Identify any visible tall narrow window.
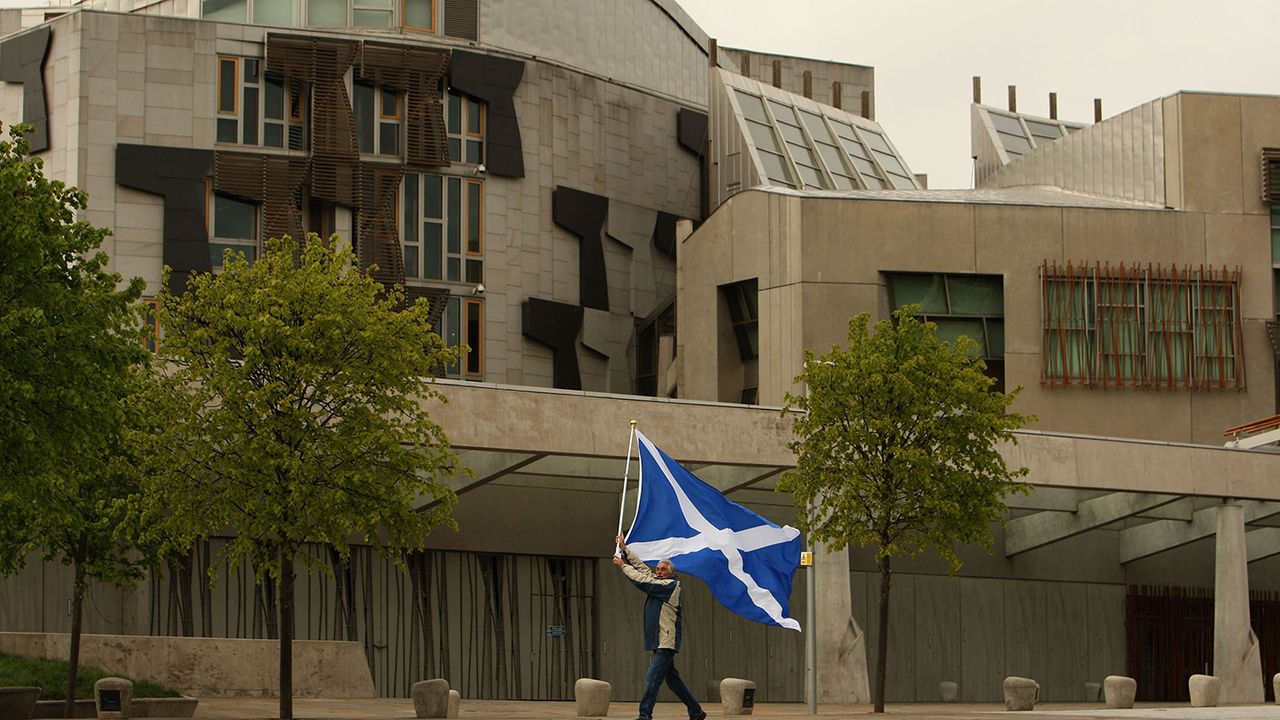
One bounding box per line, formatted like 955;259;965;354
217;56;307;149
441;296;483;379
446;90;485;165
721;279;759;404
354;82;401;157
142;299;160;353
401;174;482;284
352;0;392;26
217;57;239;143
889;272;1005;391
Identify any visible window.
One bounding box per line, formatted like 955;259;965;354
203;0;301;24
733;91;793;187
441;297;482;379
216;56;307;150
208;190;259;271
402;0;433;30
1041;262;1244;390
401;174;482;283
446;91;484;165
142;299;160;353
888;273;1005;391
636;301;676;397
352;0;393;26
721;279;759;404
354;82;401;157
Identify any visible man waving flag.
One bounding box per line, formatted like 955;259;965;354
624;430;802;631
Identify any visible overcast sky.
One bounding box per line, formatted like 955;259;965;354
679;0;1280;189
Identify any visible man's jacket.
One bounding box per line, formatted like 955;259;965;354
619;546;683;652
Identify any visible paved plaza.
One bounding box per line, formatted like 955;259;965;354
191;698;1280;720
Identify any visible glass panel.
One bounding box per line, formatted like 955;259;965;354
264;77;284;120
831;174;855;190
787;143;818;168
830;120;857;141
746;121;781;153
861;174;888;190
447;256;460;282
767;100;797;125
1025;119;1062;138
379;121;399;156
243;59;259;83
466;98;482;134
797;165;825;188
465;302;481;375
887;173;916;190
889;274;947;314
353;8;392;26
263;123;284;148
860;129;892;154
1271;227;1280;263
987;319;1005;357
403;174;417;242
208;242;257;267
777;122;805;146
356;0;392;7
758;152;793;186
447;93;461;132
839;136;870;160
353;83;374;154
403;245;418;278
466;181;481;254
216;118;238;144
873;150;907;176
734;91;768;124
214;195;256;239
307;0;346;25
466;258;482;283
465;140;482;164
932;318;985;356
203;0;246;21
849;155;879;178
253;0;296;25
381;89;398;117
988;113;1024;135
423;174;442;218
999;131;1032;154
817;144;847;174
448;137;461;162
446;178;460;254
242;86;259;145
218;59;236;113
403;0;432;28
800;111;833;143
424;223;442;279
947;275;1003;315
1274;269;1280;315
446;297;460;375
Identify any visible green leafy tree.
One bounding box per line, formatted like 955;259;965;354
779;307;1032;713
136;235;459;720
0;125;154;714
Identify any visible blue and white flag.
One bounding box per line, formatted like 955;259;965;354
624;430;802;631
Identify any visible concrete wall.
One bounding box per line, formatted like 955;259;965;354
0;632;375;698
678;189;1276;445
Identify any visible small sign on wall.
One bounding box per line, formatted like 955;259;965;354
98;690;122;712
742;688;755;708
800;552;813;567
546;624;566;637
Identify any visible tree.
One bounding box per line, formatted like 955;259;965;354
779;307;1032;713
0;124;154;715
135;235;460;720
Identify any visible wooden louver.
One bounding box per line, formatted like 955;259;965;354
1262;148;1280;203
214;151;309;243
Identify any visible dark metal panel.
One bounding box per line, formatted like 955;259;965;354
0;26;51;152
521;297;583;390
652;210;677;259
448;51;525;178
551;186;608;311
677;108;707;158
115;144;215;294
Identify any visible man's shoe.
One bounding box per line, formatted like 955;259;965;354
691;713;707;720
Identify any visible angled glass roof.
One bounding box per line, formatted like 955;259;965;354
976;104;1088;163
725;73;921;191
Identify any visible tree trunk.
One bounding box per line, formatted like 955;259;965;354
278;548;295;720
874;554;891;713
65;535;88;719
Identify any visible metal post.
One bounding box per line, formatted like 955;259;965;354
806;556;817;714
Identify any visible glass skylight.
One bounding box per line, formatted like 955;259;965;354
983;107;1084;161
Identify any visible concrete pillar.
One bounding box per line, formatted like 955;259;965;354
1214;502;1264;703
814;543;870;703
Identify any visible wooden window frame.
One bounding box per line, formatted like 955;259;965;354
401;0;435;32
463;298;483;378
380;88;401;121
464;178;483;256
218;56;239;116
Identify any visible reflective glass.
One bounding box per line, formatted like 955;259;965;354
758;152;793;185
887;173;916;190
403;245;419;278
746;121;780;152
404;0;433;28
379;121;399;155
424;223;442;278
353;8;392;26
998;131;1032;154
788;143;818;168
800;111;833;143
987;319;1005;357
861;175;888;189
217;118;238;144
253;0;296;26
831;174;855;190
264;77;284;120
735;91;769;124
214;195;256;240
467;98;482;134
447;177;460;254
890;274;948;314
797;165;825;188
1025;119;1062;138
947;275;1003;315
466;139;482;164
873;150;907;176
839;136;870;160
816;144;847;174
307;0;345;25
767;100;797;125
777;123;806;146
849;155;878;177
203;0;246;20
988;113;1024;135
263;123;284;147
861;130;892;154
932;318;985;356
353;83;375;153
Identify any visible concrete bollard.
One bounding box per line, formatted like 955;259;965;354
94;678;134;720
573;678;611;718
1103;676;1136;709
720;678;756;715
938;681;958;702
1188;674;1220;707
1274;673;1280;705
1002;676;1039;711
446;690;460;718
412;679;450;719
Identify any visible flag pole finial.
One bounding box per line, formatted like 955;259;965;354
630;419;638;427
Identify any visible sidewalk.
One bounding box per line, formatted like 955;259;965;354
192;697;1280;720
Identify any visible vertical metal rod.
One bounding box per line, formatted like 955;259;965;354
806;559;817;714
1094;98;1103;122
861;90;872;120
1008;85;1017;112
972;76;981;104
1049;92;1058;119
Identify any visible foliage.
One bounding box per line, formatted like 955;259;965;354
780;307;1032;566
134;231;460;578
0;652;180;700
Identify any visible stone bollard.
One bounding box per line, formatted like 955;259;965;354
0;688;41;720
720;678;756;716
1274;673;1280;705
573;678;611;718
1103;676;1136;709
1002;676;1039;711
446;690;460;719
1188;674;1220;707
938;681;958;702
1084;682;1101;701
94;678;134;720
412;679;451;719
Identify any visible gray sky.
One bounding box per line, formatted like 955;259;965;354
679;0;1280;189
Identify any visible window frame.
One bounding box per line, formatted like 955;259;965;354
216;55;308;151
887;271;1006;391
353;79;403;158
401;0;435;32
401;173;483;285
206;183;261;272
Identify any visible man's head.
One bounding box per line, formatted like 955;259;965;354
655;558;675;578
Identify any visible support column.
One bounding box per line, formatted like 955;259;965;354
814;543;870;703
1214;502;1264;703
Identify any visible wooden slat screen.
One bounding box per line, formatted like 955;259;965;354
1263;148;1280;203
354;164;406;285
214;151;310;243
357;41;450;169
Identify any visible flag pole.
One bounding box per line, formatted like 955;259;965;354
614;419;638;556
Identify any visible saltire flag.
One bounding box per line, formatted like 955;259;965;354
624;430;802;631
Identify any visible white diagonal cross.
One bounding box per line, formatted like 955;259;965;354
628;432;801;631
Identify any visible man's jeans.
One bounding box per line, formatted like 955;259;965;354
638;649;703;720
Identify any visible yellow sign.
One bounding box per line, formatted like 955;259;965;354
800;551;813;567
